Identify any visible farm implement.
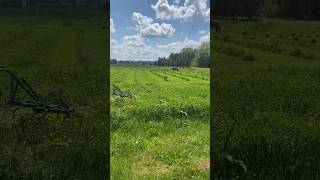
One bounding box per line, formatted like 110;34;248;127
0;66;76;118
112;84;133;98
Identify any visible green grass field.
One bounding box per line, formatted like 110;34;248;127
212;19;320;179
111;66;210;178
0;9;108;179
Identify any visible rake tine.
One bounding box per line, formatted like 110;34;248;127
19;78;39;100
9;77;18;101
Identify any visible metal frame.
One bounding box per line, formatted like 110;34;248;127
0;66;75;116
112;84;133;98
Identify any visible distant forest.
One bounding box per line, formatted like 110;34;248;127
215;0;320;20
155;42;210;68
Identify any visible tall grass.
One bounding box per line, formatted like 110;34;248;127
212;19;320;179
0;11;108;178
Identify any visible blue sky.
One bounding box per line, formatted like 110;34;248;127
110;0;210;61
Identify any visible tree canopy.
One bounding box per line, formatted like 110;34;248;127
155;42;210;68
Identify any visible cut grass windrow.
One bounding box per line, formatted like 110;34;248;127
161;71;190;81
150;70;169;81
214;34;318;60
177;72;209;81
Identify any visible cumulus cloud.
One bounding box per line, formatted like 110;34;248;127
110;18;116;33
132;12;175;38
157;32;210;53
111;35;166;61
151;0;210;21
111;32;210;61
122;34;146;47
110;12;177;60
157;38;199;52
151;0;196;21
110;4;210;61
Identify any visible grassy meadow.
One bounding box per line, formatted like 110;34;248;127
0;9;108;179
111;66;210;178
212;19;320;179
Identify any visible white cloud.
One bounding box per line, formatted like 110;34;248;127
151;0;210;21
132;12;175;38
204;8;210;21
110;12;176;60
200;32;210;42
157;38;199;52
185;0;210;20
122;34;146;48
151;0;196;21
110;4;210;61
157;32;210;53
111;35;166;61
111;32;210;61
111;38;118;46
110;18;116;33
198;30;206;35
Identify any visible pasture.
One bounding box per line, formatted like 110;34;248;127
212;19;320;178
0;9;108;179
111;66;210;178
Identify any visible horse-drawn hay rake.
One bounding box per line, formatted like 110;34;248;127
0;66;78;120
112;84;133;98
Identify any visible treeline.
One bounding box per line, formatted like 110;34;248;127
110;60;154;65
155;42;209;68
215;0;320;20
